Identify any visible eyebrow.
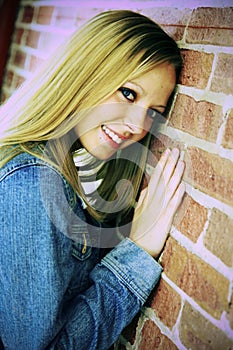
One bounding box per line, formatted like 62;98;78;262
128;80;145;94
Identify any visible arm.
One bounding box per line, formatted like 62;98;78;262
0;163;161;350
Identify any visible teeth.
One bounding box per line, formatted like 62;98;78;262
102;125;122;144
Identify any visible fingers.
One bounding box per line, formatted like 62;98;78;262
148;148;180;192
163;159;185;208
166;182;186;219
147;148;171;192
146;148;183;204
161;148;180;186
138;147;185;215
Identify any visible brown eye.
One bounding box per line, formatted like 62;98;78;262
119;87;137;102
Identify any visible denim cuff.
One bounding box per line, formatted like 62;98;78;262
101;238;162;304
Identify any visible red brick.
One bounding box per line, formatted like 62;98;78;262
55;7;78;27
139;320;178;350
184;147;233;206
179;302;233;349
13;50;26;68
5;71;14;87
211;54;233;95
179;50;214;89
141;8;192;41
76;8;104;27
29;55;44;72
148;134;184;168
186;7;233;46
169;94;222;142
173;193;208;242
0;91;8;103
26;30;40;49
14;75;25;89
37;6;54;25
22;5;34;23
204;208;233;267
162;238;229;319
13;28;25;45
222;110;233;149
142;134;184;189
150;279;181;329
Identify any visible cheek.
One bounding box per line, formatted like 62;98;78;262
132;130;148;143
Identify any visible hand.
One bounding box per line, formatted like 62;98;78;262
129;148;185;258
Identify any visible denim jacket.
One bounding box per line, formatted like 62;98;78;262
0;152;162;350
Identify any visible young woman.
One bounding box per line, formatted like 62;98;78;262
0;10;185;350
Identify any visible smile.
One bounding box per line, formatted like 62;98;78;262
102;125;123;145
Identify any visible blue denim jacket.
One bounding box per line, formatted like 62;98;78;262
0;152;162;350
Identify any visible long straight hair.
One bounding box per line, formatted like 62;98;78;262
0;10;182;222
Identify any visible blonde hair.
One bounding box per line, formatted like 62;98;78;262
0;10;182;222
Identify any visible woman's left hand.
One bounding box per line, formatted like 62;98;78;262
129;148;185;258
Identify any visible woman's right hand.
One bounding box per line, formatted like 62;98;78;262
129;148;185;258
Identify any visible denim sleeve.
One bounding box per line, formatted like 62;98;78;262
54;239;162;350
0;164;162;350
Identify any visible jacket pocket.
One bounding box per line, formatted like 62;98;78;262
72;233;92;261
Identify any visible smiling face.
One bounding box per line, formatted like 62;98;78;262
74;63;176;160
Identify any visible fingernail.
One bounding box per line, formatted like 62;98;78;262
164;148;170;156
172;148;179;157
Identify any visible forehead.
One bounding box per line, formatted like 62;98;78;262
129;64;176;102
132;64;176;86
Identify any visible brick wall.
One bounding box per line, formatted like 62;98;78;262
1;1;233;349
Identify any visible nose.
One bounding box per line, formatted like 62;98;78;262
124;105;148;135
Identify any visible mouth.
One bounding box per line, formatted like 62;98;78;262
101;125;124;145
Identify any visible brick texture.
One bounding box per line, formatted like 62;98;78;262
37;6;54;25
223;109;233;149
5;71;14;87
186;7;233;46
13;50;26;68
22;5;34;23
141;8;191;40
26;30;40;49
162;238;229;319
169;94;222;142
75;8;104;27
179;50;214;89
55;7;79;28
211;53;233;95
13;28;24;45
148;134;185;167
184;147;233;206
173;193;208;242
14;74;25;89
204;208;233;267
1;3;233;349
150;279;182;329
29;55;43;72
179;302;233;350
139;320;178;350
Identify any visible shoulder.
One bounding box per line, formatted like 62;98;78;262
1;151;60;178
0;151;89;241
0;152;76;208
